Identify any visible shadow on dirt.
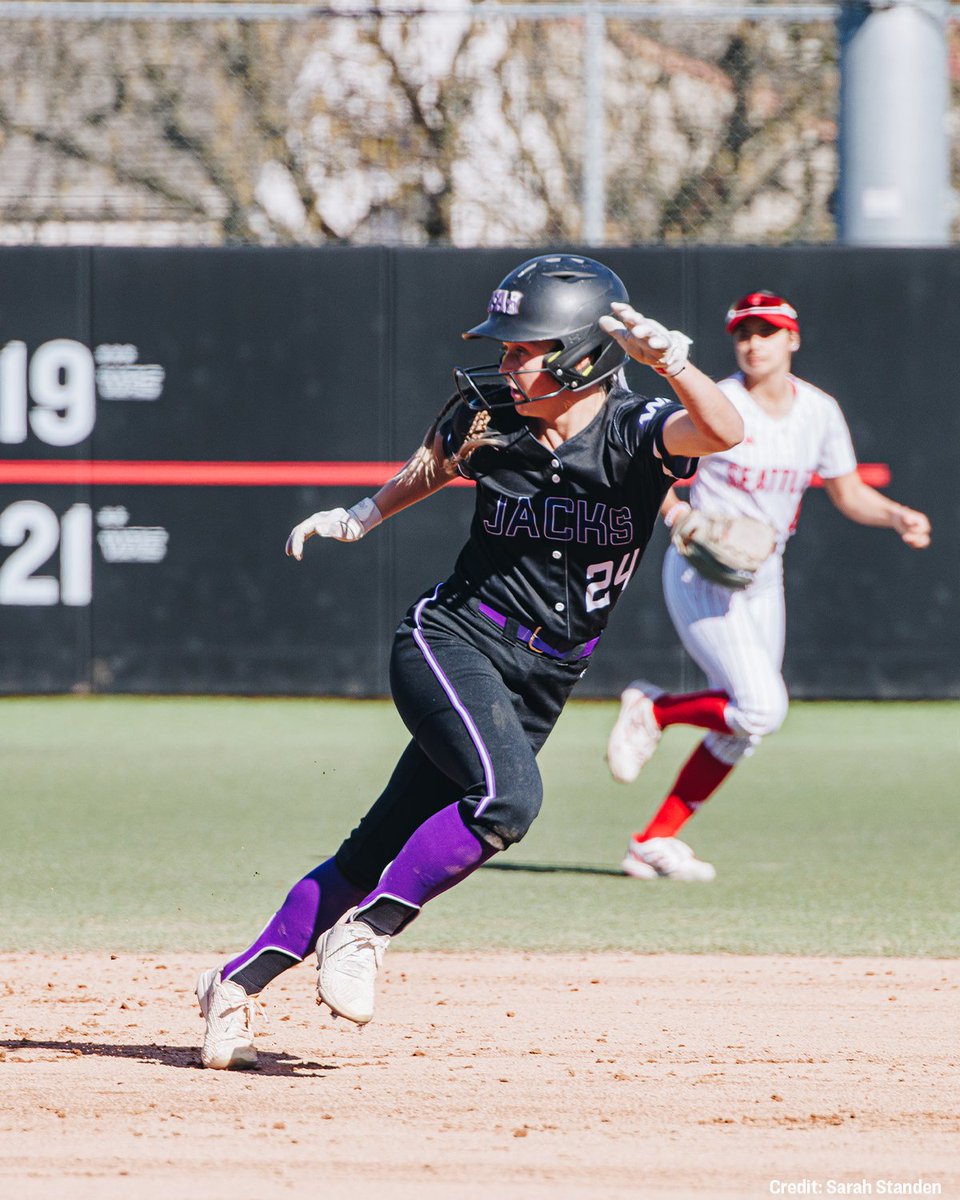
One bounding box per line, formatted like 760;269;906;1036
0;1038;339;1077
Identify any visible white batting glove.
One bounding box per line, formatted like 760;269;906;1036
599;302;692;377
285;497;382;560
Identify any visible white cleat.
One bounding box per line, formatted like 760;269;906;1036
316;912;390;1025
195;967;260;1070
607;680;664;783
621;837;716;882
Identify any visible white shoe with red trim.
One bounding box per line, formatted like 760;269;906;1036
607;680;664;783
621;837;716;882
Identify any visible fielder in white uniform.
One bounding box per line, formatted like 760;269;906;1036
606;291;931;881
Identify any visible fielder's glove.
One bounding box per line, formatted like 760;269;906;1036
669;505;777;590
285;497;382;560
599;302;692;377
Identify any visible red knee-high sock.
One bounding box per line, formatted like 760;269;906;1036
653;689;732;733
637;742;734;841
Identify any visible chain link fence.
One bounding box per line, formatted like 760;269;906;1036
0;1;957;246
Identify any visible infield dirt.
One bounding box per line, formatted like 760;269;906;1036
1;952;956;1200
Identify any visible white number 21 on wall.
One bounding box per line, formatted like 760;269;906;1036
0;501;92;606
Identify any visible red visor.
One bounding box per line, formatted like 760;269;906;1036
725;291;799;333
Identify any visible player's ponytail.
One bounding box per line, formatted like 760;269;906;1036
451;407;497;466
398;395;502;486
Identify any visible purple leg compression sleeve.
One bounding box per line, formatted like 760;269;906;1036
222;857;365;982
354;801;496;933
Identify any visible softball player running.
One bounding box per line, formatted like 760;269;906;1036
195;253;744;1068
607;291;931;882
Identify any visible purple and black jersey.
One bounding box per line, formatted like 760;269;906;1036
439;385;696;645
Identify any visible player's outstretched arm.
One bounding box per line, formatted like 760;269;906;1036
823;472;931;549
599;303;743;456
370;430;457;519
659;364;743;457
285;434;453;560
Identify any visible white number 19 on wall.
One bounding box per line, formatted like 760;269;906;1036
0;339;96;446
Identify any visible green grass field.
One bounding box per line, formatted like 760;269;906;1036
1;696;957;957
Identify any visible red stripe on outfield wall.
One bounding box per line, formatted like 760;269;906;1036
816;464;890;487
0;460;889;488
0;460;472;487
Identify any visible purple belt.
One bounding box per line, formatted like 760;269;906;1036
477;602;600;662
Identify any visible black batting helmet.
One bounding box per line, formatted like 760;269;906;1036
457;254;630;406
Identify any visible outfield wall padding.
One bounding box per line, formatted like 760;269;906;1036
1;246;956;698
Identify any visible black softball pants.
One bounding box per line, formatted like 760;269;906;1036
335;585;587;893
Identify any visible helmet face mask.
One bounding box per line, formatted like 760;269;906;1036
454;364;572;411
453;347;569;412
455;254;629;410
